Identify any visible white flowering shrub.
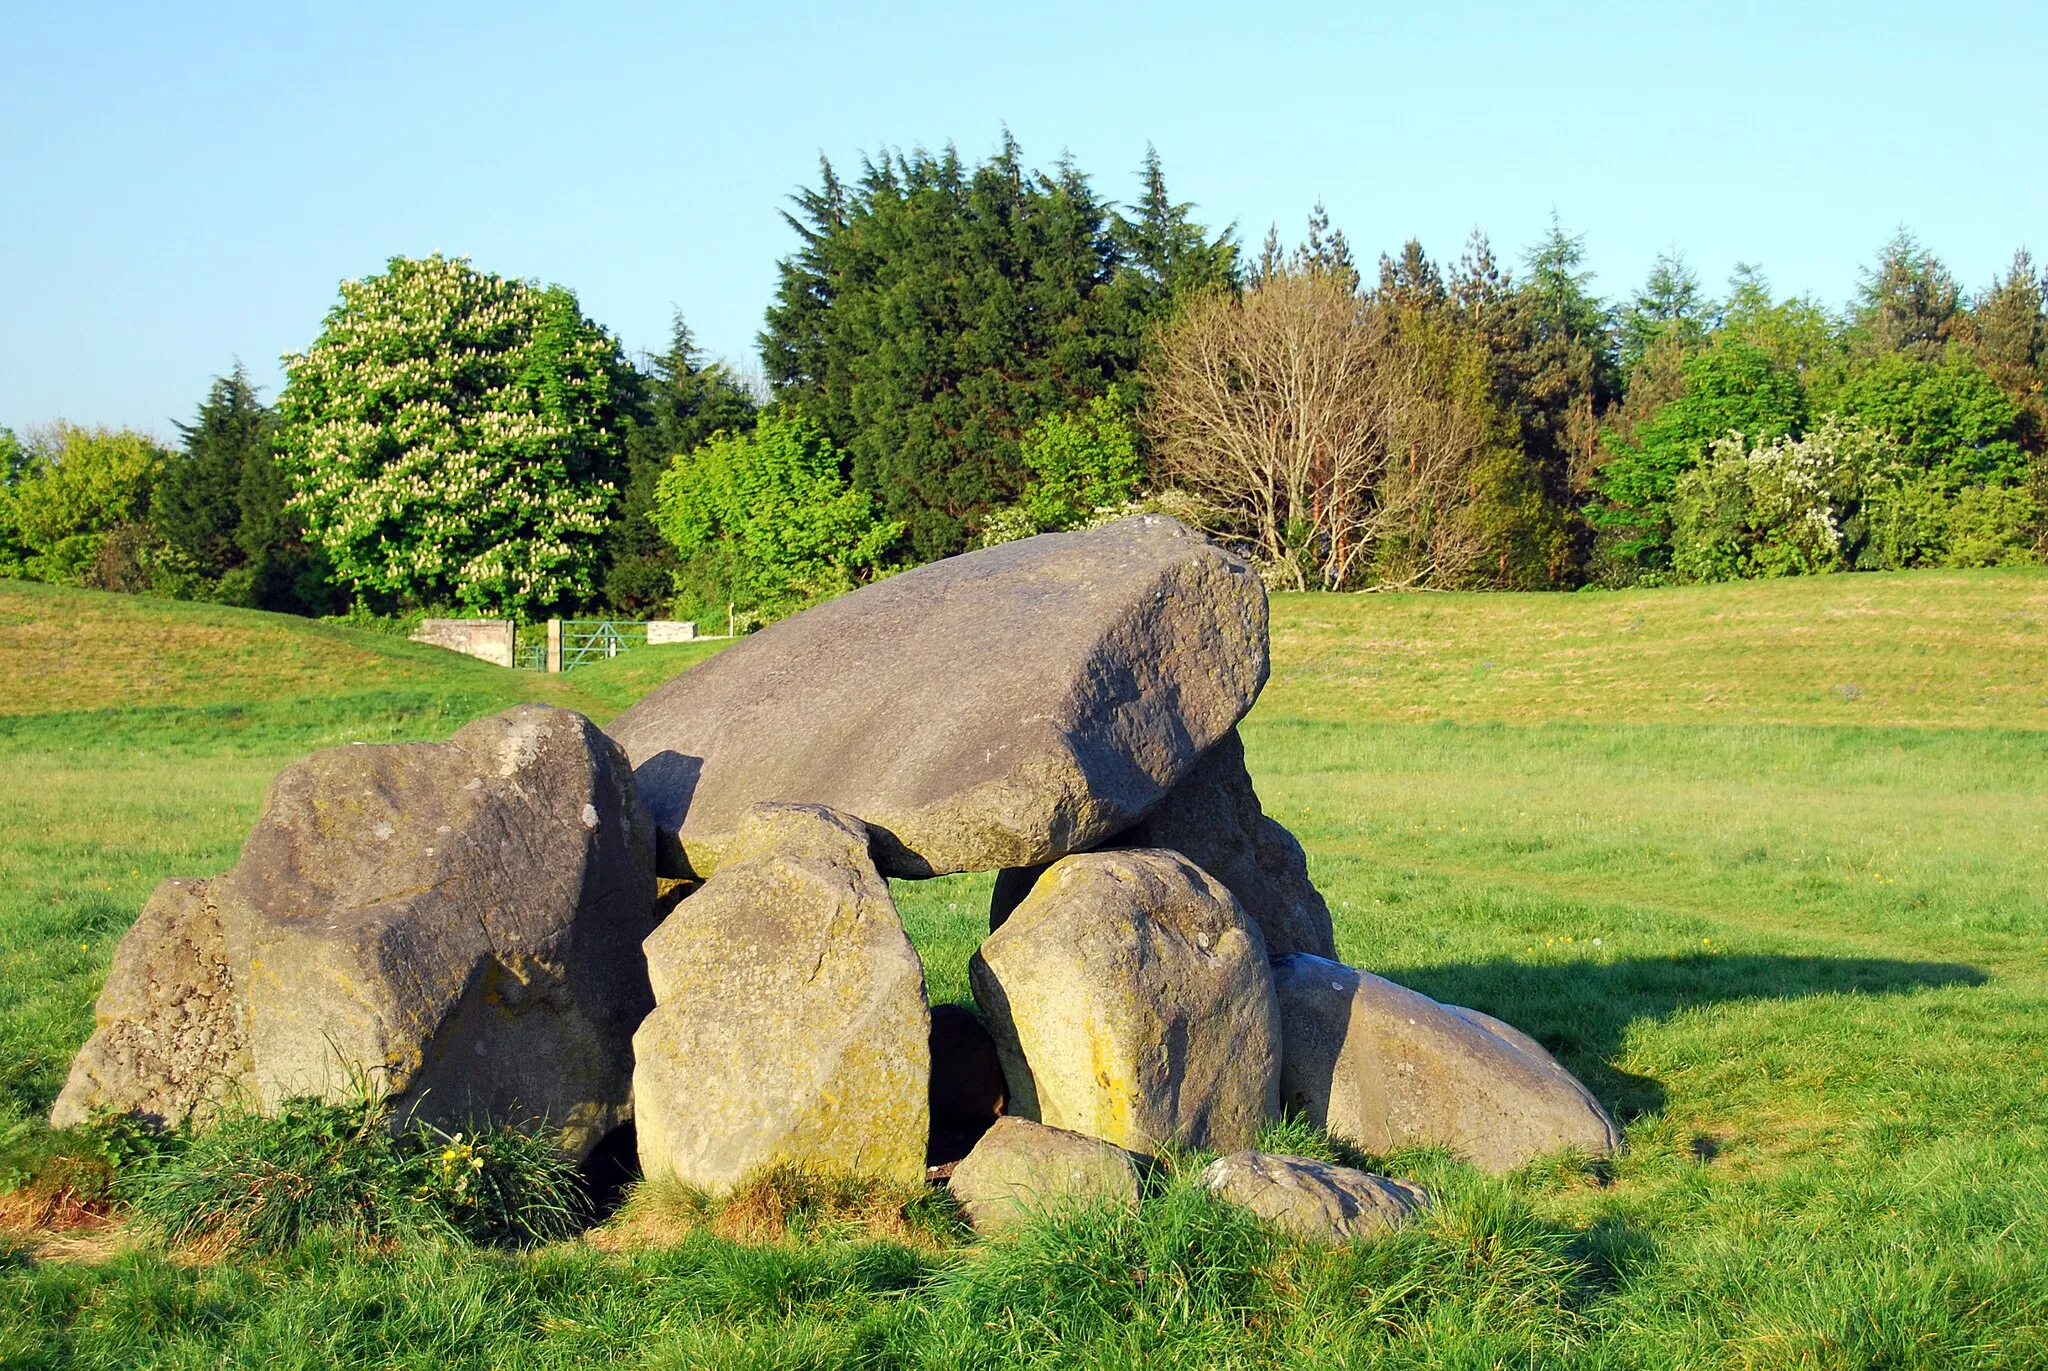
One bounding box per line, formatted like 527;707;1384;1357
1670;419;1876;582
277;255;629;615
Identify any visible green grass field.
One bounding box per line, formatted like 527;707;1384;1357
3;570;2045;1367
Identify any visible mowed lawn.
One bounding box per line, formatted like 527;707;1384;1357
3;570;2046;1368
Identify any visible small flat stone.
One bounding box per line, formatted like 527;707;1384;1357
948;1117;1143;1232
1199;1150;1427;1244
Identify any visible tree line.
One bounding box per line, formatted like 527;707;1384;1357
4;136;2044;623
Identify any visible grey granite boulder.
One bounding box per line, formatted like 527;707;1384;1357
606;515;1269;879
971;848;1280;1156
632;803;930;1191
1272;954;1620;1172
56;705;657;1160
948;1116;1143;1232
51;878;251;1130
1199;1150;1427;1244
991;729;1336;960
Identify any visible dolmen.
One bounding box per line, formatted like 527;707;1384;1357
58;514;1619;1244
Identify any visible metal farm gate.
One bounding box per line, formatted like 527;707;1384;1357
558;619;647;671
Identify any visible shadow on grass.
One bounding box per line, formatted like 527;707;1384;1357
1388;953;1987;1122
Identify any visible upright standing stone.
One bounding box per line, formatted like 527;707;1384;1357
1272;954;1621;1172
54;705;657;1160
994;729;1336;960
633;803;930;1191
972;848;1280;1156
606;516;1269;879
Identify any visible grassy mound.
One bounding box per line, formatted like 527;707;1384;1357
2;570;2046;1366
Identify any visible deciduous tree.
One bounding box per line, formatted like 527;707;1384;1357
651;413;901;619
277;254;631;616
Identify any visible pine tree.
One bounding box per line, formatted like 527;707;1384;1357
1434;221;1616;579
1251;223;1286;287
1520;215;1614;363
1854;230;1960;361
1969;249;2047;413
1377;239;1445;309
1290;199;1358;290
1618;251;1709;369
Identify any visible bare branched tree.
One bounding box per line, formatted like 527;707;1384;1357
1148;270;1374;589
1150;269;1502;590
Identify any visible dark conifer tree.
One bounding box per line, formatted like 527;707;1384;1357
1854;231;1961;361
158;364;338;613
760;137;1226;557
1113;145;1239;309
158;364;268;578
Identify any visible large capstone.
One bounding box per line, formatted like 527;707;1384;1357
632;803;930;1192
971;848;1280;1156
993;728;1336;960
54;705;657;1159
605;515;1268;879
1272;954;1621;1172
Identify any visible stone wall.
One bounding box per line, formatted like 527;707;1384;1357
647;620;699;645
412;619;515;668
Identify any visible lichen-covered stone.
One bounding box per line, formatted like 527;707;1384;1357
51;878;252;1129
948;1117;1142;1232
53;705;655;1160
994;729;1336;960
1199;1151;1426;1244
971;848;1279;1156
606;515;1268;879
632;803;930;1191
1272;954;1621;1172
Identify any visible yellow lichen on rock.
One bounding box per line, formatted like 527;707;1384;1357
633;803;930;1192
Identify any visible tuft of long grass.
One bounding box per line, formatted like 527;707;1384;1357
939;1159;1283;1366
613;1162;965;1249
405;1119;585;1248
119;1096;417;1256
117;1096;583;1257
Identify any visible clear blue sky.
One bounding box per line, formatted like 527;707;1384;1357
3;0;2042;436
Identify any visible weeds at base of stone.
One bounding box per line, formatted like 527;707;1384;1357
602;1163;968;1251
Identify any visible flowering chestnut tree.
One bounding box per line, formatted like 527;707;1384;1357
276;254;630;615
